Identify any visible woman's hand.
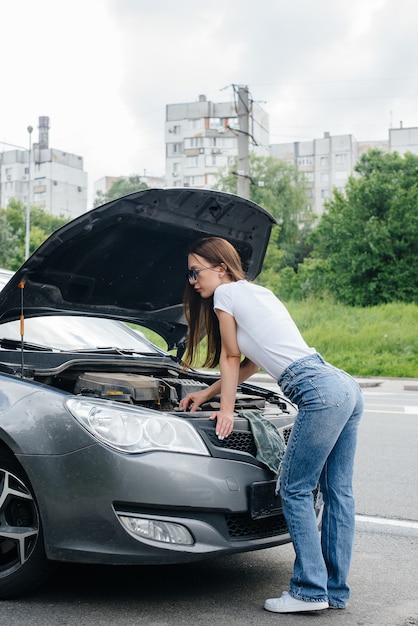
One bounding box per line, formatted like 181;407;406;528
178;389;208;412
209;410;235;440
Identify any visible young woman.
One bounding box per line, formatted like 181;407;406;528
179;236;364;614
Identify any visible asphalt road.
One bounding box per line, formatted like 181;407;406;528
0;379;417;626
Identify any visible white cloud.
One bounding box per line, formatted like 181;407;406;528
1;0;418;205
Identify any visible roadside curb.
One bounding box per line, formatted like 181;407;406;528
355;378;418;392
357;381;381;388
404;384;418;391
249;374;418;392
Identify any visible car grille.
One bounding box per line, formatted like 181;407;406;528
226;511;288;540
202;426;292;456
202;424;293;541
203;429;257;455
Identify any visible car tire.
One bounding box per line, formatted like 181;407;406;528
0;450;53;599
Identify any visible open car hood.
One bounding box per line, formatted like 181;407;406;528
0;188;275;350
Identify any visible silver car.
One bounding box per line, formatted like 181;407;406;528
0;188;322;598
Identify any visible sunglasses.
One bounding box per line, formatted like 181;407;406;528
186;265;216;282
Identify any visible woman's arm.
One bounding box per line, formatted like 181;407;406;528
238;356;260;381
178;356;259;411
209;309;243;439
178;305;258;418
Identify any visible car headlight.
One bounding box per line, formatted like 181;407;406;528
66;397;209;456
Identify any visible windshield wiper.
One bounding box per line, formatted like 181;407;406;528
0;338;52;351
71;347;157;355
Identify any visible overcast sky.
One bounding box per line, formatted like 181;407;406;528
1;0;417;205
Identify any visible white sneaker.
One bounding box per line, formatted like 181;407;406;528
264;591;329;613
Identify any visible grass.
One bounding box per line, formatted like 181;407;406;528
139;299;418;379
286;299;418;378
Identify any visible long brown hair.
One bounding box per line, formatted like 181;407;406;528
182;237;245;368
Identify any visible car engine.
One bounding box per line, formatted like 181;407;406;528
73;371;268;412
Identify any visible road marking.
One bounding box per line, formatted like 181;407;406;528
355;514;418;530
364;408;418;415
405;405;418;413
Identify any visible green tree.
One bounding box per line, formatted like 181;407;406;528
215;155;314;281
30;206;68;235
0;213;20;268
94;175;148;207
0;200;69;269
309;149;418;306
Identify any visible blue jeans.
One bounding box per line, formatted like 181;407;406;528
278;353;364;607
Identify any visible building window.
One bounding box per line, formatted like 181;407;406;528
172;143;183;154
184;175;205;186
320;172;329;183
321;188;329;198
335;153;347;164
210;137;236;149
208;117;223;130
297;156;313;166
186;156;198;168
320;156;329;167
205;155;228;167
227;117;239;130
304;172;314;182
184;137;204;149
187;119;203;131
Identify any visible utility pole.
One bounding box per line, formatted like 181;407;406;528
236;85;250;199
25;125;33;260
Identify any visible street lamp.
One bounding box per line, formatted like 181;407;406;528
25;125;33;260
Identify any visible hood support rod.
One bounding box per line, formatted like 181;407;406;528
18;279;25;378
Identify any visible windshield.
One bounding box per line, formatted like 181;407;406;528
0;316;164;353
0;269;13;290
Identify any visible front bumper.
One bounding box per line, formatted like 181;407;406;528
20;443;321;565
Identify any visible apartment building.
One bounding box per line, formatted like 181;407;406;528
165;91;270;189
389;125;418;155
93;173;165;203
0;117;88;218
270;126;418;215
270;133;389;215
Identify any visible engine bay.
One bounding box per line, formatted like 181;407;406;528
74;371;208;410
0;349;290;415
73;371;268;413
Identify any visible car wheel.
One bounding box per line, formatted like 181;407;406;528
0;452;53;598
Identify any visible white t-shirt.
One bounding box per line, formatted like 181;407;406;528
213;280;316;380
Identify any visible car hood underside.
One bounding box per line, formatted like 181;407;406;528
0;188;275;349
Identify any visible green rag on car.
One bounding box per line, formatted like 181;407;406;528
239;410;287;475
